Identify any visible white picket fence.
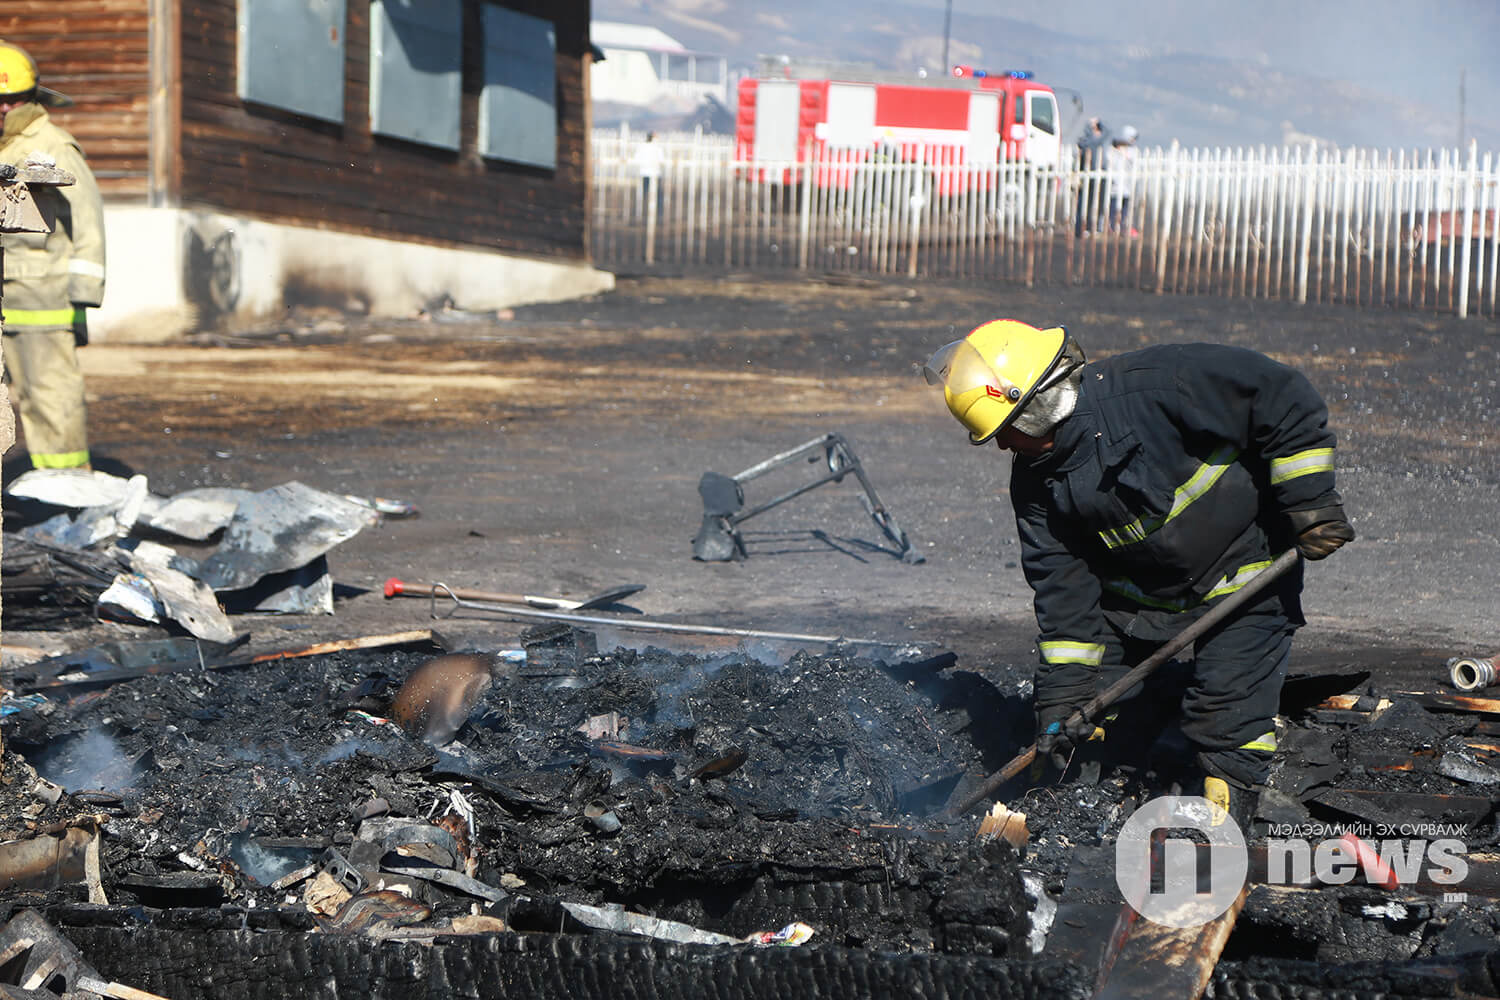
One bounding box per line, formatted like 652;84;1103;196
590;129;1500;320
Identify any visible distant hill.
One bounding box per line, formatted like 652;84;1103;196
595;0;1499;153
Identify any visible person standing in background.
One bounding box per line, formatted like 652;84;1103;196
633;131;664;214
1109;125;1139;237
0;40;104;471
1074;117;1108;238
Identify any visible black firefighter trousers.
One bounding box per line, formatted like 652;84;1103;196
1098;599;1295;790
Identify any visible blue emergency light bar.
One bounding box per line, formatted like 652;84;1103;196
951;65;1034;81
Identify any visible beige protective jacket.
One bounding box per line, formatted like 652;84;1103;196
0;104;106;326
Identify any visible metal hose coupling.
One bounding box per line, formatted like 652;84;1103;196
1448;654;1500;692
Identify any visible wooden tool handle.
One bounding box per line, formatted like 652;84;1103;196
942;549;1302;820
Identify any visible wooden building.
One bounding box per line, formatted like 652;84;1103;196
0;0;611;333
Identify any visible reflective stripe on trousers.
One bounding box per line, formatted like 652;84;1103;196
3;306;86;328
1;325;90;468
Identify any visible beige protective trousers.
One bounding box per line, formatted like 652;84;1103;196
2;326;89;468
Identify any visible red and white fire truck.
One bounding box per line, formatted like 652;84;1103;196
734;64;1062;193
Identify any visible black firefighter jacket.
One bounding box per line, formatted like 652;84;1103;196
1010;343;1342;700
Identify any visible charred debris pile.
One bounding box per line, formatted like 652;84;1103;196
3;629;1500;998
0;634;1056;997
2;468;411;637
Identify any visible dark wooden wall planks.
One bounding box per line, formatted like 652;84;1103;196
2;0;591;259
177;0;592;259
0;1;154;199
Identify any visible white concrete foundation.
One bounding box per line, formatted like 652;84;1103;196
90;206;615;342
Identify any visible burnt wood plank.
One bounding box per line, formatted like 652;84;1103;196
1094;884;1248;1000
1310;788;1495;826
1249;847;1500;899
1405;850;1500;899
1404;692;1500;716
1313;691;1500;717
1043;844;1136;990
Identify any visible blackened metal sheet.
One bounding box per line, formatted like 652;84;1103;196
219;557;335;615
140;487;252;541
189;483;380;592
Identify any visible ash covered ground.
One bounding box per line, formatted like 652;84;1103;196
2;639;1035;953
3;275;1500;997
38;272;1500;669
5;631;1500;996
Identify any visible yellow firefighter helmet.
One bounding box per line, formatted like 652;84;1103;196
921;320;1068;444
0;41;72;107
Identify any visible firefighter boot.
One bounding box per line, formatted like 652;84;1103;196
1203;776;1258;836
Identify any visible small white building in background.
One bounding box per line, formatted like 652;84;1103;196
591;21;728;112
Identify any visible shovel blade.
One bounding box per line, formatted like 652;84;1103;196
574;584;646;610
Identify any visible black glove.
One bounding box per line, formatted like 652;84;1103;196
1288;504;1355;560
70;303;90;348
1034;665;1098;768
1035;702;1099;770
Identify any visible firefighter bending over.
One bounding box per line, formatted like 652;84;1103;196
922;321;1354;826
0;40;105;470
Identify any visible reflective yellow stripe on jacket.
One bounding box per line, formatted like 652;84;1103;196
1240;731;1278;752
1098;445;1239;550
1269;448;1334;484
1040;640;1106;665
3;306;85;328
1103;558;1276;613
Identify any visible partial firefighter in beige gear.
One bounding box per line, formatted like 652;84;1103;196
0;39;104;470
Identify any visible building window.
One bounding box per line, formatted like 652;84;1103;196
694;57;724;85
237;0;347;123
479;6;556;169
370;0;463;150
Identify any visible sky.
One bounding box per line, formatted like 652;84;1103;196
598;0;1500;150
929;0;1495;121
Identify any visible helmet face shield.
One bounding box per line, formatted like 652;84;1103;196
921;339;1021;400
921;322;1068;444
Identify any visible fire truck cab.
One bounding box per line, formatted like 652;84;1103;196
735;64;1061;176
